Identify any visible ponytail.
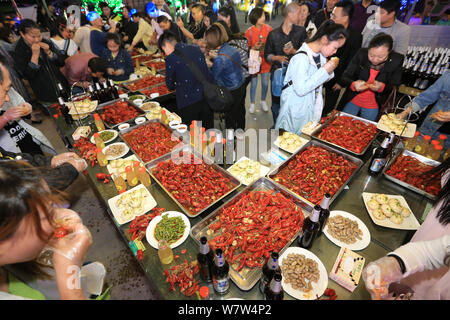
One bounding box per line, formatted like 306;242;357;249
307;20;348;44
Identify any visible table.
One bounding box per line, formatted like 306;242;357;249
49;104;434;300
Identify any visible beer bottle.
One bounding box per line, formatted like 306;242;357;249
58;97;73;125
197;236;214;282
88;85;99;101
298;205;321;249
368;135;392;175
102;81;111;102
109;79;119;99
259;251;281;293
212;248;230;295
317;193;331;237
95;82;105;103
57;83;69;101
264;271;284;300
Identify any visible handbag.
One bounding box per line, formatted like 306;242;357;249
174;50;234;113
271;51;307;97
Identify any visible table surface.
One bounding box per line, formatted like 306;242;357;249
50;104;434;300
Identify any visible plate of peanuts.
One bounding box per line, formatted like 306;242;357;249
323;210;371;251
280;247;328;300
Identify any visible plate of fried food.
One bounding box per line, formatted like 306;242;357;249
280;247;328;300
274;131;309;154
362;192;420;230
323;210;371;251
377;113;416;137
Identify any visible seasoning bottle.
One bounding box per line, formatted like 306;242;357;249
93;113;105;132
443;148;450;161
317;193;331;237
96;148;108;167
190;130;196;149
260;251;281;294
200;127;206;153
160;109;168;125
415;135;431;155
125;165;138;187
197;236;214;282
212;248;230;295
133;160;141;176
93;132;105;149
404;131;420;150
264;271;284;300
428;140;440;158
438;134;447;147
225;129;234;166
298;205;321;249
433;144;444;161
112;173;127;192
209;136;216;158
158;239;174;265
138;166;151;187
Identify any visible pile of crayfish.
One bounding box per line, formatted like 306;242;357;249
318;116;378;154
385;155;441;196
73;137;97;166
206;190;305;272
272;146;358;205
164;259;200;297
127;207;166;241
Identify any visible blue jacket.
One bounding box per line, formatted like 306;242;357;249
211;43;244;91
410;71;450;148
165;42;214;109
101;48;134;81
90;29;107;57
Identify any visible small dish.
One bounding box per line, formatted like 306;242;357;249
119;93;128;99
169;120;181;130
135;117;146;125
118;123;130;132
133;99;144;106
176;124;187;134
150;93;160;99
146;211;191;249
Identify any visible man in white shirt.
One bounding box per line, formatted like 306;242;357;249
361;0;410;55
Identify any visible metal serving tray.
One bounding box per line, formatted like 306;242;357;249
189;177;313;291
311;111;379;157
96;98;146;129
382;148;441;200
267;139;364;208
118;118;186;168
122;75;166;93
145;145;241;218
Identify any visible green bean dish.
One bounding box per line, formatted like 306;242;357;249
154;214;186;245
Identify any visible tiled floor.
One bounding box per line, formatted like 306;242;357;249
35;10;282;299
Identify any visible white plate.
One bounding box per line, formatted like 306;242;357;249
89;129;118;144
146;211;191;249
227;156;271;186
362;192;421;230
274;134;309;154
377;116;416;138
323;210;371;251
107;184;157;225
67;100;98;115
107;154;141;180
102;142;130;160
280;247;328;300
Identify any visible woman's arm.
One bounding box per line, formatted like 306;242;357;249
290;55;334;97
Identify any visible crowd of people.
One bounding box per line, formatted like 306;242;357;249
0;0;448;301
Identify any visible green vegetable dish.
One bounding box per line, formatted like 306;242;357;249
100;131;115;141
154;214;186;245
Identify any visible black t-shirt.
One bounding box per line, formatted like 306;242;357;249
169;21;187;43
2;118;43;155
312;54;321;69
188;20;206;40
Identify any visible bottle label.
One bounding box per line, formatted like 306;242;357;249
213;277;229;293
370;158;385;172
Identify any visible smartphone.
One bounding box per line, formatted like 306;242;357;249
284;41;293;49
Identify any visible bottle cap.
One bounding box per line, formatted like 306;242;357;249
439;134;447;140
133;160;140;167
431;140;439;145
199;286;209;299
96;147;103;153
161;109;166;114
435;145;443;151
93;113;100;120
414;131;420;137
94;132;100;137
201;127;205;133
211;137;216;143
125;165;132;172
138;166;146;173
222;138;226;144
423;135;431;141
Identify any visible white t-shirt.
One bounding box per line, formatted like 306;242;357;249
51;38;79;56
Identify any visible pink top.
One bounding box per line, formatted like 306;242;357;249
61;52;98;86
399;170;450;300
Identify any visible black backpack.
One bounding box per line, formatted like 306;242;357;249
174;49;234;113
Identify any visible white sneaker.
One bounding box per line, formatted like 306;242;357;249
249;103;255;114
261;101;269;112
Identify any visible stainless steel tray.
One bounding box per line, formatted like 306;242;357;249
145;145;241;218
122;75;166;92
311;111;379;156
96;98;146;129
382;148;441;200
189;177;312;291
267;139;364;208
119;118;186;168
